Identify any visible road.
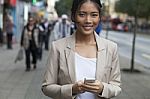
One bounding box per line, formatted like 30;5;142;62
101;30;150;69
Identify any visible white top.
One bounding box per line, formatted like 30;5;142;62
75;52;97;99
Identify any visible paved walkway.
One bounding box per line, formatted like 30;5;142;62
0;44;50;99
113;56;150;99
0;36;150;99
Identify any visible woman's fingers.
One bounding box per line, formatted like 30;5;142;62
81;80;103;94
73;80;103;94
72;80;85;94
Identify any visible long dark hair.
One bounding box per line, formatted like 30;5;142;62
71;0;102;22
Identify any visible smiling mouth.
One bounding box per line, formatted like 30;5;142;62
83;26;93;31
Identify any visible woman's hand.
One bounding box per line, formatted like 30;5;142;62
82;80;104;95
72;80;85;95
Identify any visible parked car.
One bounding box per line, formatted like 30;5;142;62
111;18;122;31
116;23;129;32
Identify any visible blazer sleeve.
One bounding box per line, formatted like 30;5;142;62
41;42;74;99
100;43;121;98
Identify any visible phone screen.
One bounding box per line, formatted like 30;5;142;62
84;78;95;83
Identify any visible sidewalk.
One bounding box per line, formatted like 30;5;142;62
113;55;150;99
0;44;50;99
0;44;150;99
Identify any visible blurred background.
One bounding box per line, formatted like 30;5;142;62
0;0;150;99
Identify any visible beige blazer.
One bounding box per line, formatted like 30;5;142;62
42;33;121;99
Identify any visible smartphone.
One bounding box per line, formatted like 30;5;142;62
84;78;95;84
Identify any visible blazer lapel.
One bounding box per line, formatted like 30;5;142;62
64;33;107;82
95;33;106;80
65;33;76;83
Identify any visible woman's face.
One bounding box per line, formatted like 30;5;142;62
28;18;35;26
75;1;100;35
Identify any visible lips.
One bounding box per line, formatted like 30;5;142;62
83;25;93;31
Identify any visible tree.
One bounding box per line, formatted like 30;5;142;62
138;0;150;21
115;0;150;21
115;0;150;72
55;0;72;17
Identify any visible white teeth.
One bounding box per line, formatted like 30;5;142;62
83;26;92;30
84;26;92;27
83;26;92;28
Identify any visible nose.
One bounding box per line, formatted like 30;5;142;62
85;15;92;23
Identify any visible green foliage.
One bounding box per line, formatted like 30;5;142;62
115;0;150;20
32;0;36;4
55;0;73;17
138;0;150;20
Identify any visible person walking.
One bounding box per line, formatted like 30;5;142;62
20;16;38;71
53;14;71;40
43;19;51;50
45;21;53;50
4;13;14;49
38;18;46;60
42;0;121;99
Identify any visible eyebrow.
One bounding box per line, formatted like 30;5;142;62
78;11;99;13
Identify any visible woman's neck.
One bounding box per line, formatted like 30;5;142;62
28;25;34;31
76;32;96;45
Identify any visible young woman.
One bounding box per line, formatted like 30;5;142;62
42;0;121;99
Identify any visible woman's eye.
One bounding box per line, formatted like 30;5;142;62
91;14;98;17
78;13;85;17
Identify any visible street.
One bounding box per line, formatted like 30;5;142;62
101;30;150;69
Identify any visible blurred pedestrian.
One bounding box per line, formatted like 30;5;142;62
53;14;70;40
45;21;53;50
38;18;52;51
20;16;38;71
70;22;76;35
42;0;121;99
43;19;51;50
4;13;14;49
38;17;46;60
